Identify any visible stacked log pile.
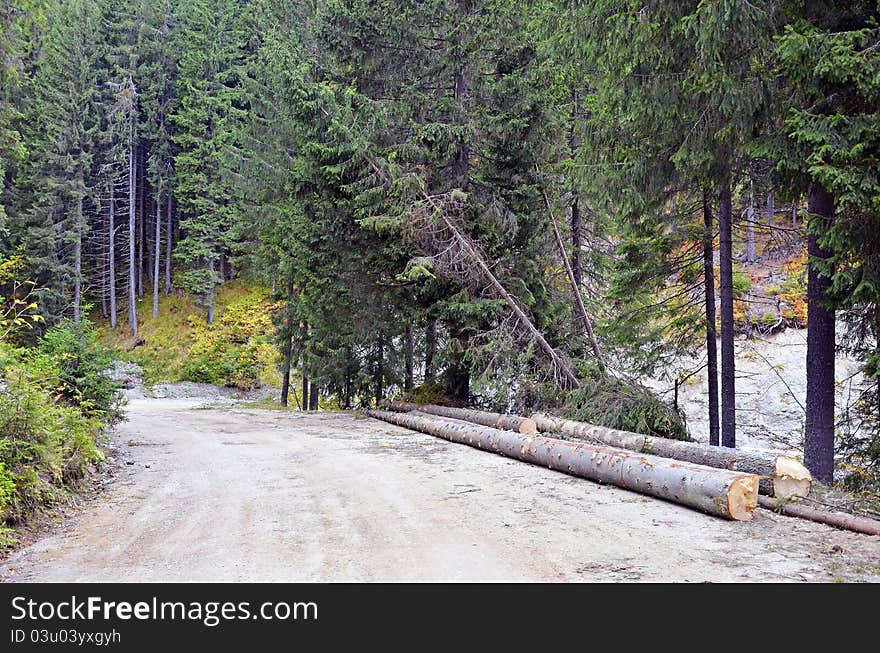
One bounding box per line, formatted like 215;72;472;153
367;409;759;521
530;413;811;499
371;402;880;534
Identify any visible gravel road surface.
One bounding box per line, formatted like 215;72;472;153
3;398;878;582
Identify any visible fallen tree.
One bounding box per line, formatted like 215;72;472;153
757;496;880;536
368;409;759;521
531;413;811;499
387;401;538;435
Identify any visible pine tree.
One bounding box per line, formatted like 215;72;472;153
172;0;246;324
20;0;103;324
774;1;880;484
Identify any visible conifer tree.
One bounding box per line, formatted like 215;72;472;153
172;0;246;324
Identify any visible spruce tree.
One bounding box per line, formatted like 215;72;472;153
172;0;246;324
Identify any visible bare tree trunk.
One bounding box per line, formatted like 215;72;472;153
206;261;215;324
152;184;161;319
164;194;172;294
804;181;836;484
745;178;756;264
424;319;436;383
570;199;583;291
703;191;720;446
404;324;414;391
100;249;107;318
718;177;735;447
73;174;83;323
541;183;605;366
344;346;352;409
146;194;154;292
109;182;117;328
128;114;138;336
766;190;774;227
301;374;309;411
375;332;384;405
137;145;144;299
309;384;318;410
280;327;293;407
301;321;309;411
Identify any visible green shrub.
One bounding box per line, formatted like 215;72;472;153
563;372;690;441
35;319;124;425
0;320;118;537
732;263;752;297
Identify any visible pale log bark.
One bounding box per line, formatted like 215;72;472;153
387;401;538;435
758;496;880;536
369;410;759;520
531;413;810;499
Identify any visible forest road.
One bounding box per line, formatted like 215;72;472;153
2;398;879;582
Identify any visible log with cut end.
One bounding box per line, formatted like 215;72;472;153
387;401;538;435
368;409;759;521
531;413;811;499
757;496;880;536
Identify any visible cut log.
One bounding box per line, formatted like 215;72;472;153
758;496;880;536
531;413;811;499
387;401;538;435
368;409;759;521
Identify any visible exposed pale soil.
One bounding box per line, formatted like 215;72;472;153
2;397;878;582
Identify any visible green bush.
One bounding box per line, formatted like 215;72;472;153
35;319;124;425
0;319;120;539
732;263;752;297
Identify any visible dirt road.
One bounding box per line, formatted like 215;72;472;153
3;399;878;582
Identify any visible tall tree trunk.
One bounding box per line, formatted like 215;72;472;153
301;321;309;411
452;2;470;191
73;175;83;323
280;326;293;407
137;145;144;299
718;178;736;448
128;116;138;336
375;332;384;406
703;190;720;446
344;346;352;409
309;383;318;410
745;178;756;264
424;319;436;383
100;248;107;318
404;324;414;391
164;194;172;294
109;182;117;328
766;190;774;227
206;260;215;324
445;328;470;404
152;184;161;319
570;198;583;293
146;194;155;292
804;181;836;484
301;374;309;411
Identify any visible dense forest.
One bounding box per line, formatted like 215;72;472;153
1;0;878;523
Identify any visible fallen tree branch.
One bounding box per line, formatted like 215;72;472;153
536;168;605;368
757;496;880;536
368;409;759;521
